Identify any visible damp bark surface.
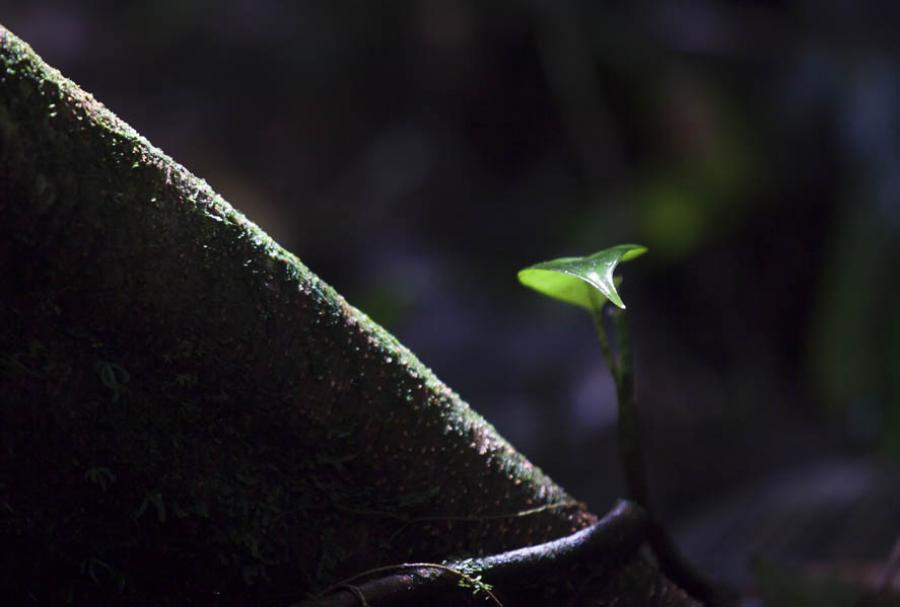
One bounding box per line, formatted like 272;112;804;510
0;24;700;606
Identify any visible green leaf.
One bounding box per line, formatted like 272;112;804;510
518;244;647;310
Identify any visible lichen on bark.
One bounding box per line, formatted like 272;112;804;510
0;24;698;606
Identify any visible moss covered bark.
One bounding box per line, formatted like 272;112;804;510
0;24;698;606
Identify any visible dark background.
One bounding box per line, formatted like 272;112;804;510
3;0;898;591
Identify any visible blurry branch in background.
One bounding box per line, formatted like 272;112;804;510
527;0;625;193
859;535;900;607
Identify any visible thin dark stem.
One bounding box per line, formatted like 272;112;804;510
588;289;618;381
601;306;736;607
610;309;650;509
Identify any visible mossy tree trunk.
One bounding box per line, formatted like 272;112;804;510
0;24;699;606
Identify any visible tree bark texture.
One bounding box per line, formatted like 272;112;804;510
0;24;699;606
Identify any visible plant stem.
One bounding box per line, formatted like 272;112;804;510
596;306;737;607
610;309;650;509
589;293;648;509
589;294;619;381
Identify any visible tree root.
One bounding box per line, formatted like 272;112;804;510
645;518;737;607
301;500;649;607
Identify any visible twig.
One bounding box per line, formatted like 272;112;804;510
314;563;502;607
858;534;900;607
337;585;369;607
878;535;900;594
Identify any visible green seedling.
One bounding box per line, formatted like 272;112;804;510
518;244;647;311
519;244;734;607
519;243;649;505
